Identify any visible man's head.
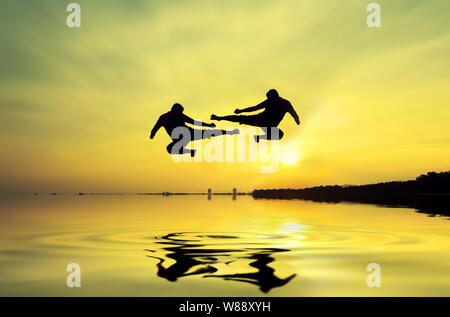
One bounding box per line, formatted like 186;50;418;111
171;103;184;114
266;89;279;101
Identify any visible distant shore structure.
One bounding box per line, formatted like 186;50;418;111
50;188;251;200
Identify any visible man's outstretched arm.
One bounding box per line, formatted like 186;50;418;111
288;104;301;125
183;114;215;127
235;100;267;114
150;116;163;139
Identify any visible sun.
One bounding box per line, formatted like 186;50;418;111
280;149;301;166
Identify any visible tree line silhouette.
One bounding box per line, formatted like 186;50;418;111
253;171;450;216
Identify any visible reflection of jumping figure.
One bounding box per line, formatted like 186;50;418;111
204;251;296;293
211;89;300;142
147;253;218;282
150;103;239;156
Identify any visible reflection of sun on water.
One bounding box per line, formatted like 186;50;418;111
277;222;307;233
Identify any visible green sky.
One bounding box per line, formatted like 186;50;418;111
1;0;449;192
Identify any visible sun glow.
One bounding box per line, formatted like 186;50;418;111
280;148;301;166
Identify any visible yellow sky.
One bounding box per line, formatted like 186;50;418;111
0;0;449;192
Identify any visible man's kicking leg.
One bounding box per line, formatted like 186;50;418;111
211;114;264;128
210;114;242;123
167;128;239;157
211;114;282;142
201;127;240;139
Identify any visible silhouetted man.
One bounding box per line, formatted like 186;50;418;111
150;103;239;156
211;89;300;142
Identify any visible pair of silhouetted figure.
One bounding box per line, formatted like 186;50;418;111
146;233;296;293
150;89;300;156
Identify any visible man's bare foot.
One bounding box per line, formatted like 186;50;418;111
228;128;240;135
210;114;220;121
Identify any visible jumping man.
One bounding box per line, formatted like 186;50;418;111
150;103;239;156
210;89;300;142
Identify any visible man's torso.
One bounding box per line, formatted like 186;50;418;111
160;112;188;135
260;98;291;126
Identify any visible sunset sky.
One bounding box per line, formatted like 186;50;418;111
1;0;449;193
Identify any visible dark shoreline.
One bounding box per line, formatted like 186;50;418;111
253;171;450;217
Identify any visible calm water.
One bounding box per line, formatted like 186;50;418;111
0;195;449;296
